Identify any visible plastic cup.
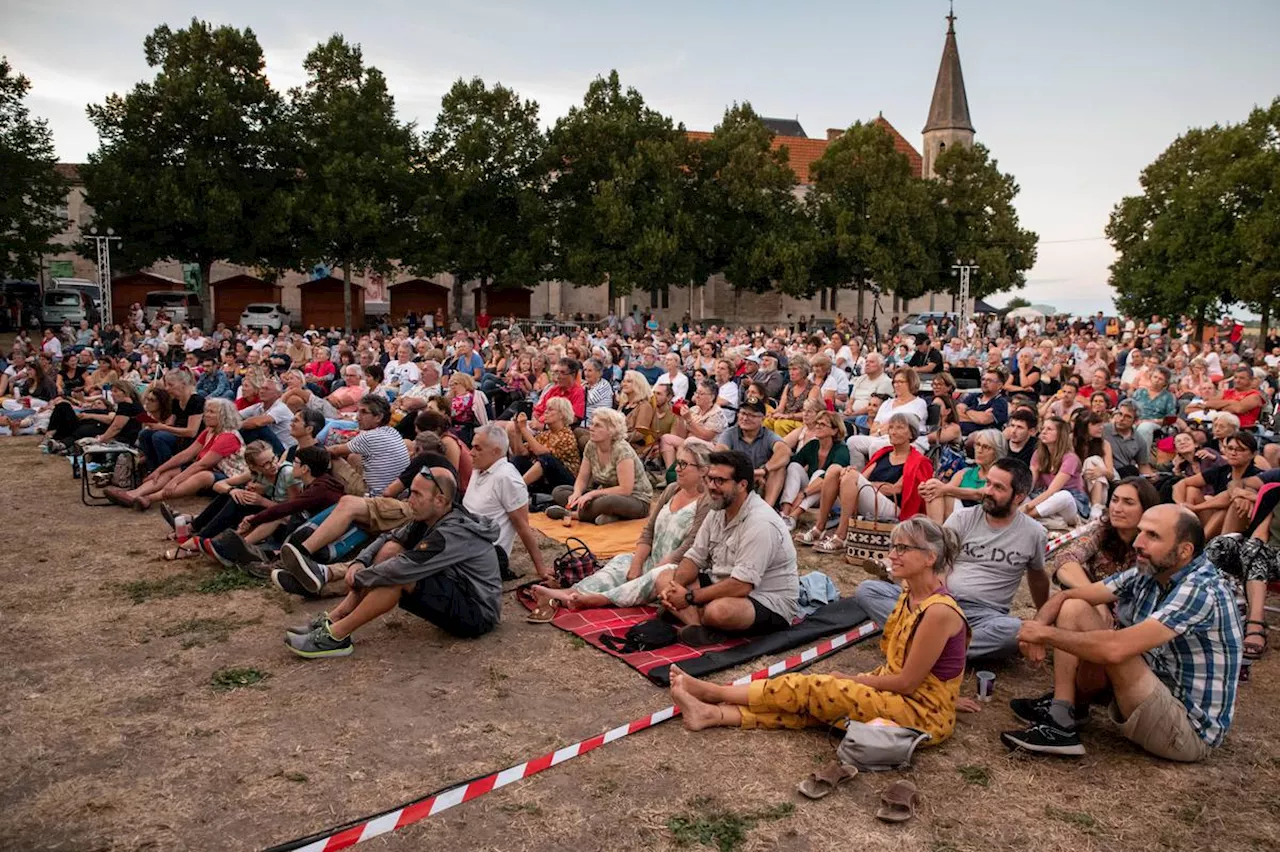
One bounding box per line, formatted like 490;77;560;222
562;512;573;528
976;670;996;701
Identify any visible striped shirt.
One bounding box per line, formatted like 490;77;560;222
1104;555;1243;747
584;378;614;421
346;426;411;497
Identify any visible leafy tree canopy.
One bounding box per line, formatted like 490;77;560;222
0;57;66;282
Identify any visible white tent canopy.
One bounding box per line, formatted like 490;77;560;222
1006;306;1045;320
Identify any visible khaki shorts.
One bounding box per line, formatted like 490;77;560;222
364;496;414;532
1108;677;1213;763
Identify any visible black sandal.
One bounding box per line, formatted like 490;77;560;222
1244;620;1269;660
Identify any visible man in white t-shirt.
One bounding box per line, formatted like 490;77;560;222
464;424;549;580
845;352;893;416
239;377;297;453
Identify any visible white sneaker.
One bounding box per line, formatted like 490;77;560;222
782;516;797;531
1089;504;1104;521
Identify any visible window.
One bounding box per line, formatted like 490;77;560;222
819;286;838;311
649;286;669;309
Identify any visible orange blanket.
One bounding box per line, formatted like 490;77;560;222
528;513;646;559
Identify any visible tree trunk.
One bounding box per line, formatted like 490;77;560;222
479;277;488;313
452;274;465;322
1194;304;1206;343
199;260;214;333
342;263;353;335
856;282;865;324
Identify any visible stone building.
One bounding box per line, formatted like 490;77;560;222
41;12;979;330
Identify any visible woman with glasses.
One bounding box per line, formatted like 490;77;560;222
1174;430;1260;538
669;517;970;748
527;440;712;619
920;428;1006;524
845;367;928;469
547;408;654;525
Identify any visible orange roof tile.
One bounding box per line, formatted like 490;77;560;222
687;115;923;185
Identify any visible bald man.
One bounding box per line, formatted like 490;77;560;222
285;466;505;658
1003;505;1243;761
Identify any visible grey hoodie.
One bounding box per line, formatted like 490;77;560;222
353;506;503;626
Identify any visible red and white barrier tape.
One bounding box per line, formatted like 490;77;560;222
264;619;880;852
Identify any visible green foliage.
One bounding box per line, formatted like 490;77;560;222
411;77;549;317
80;20;294;328
114;574;194;604
687;103;805;295
930;143;1039;300
196;567;265;594
806;121;936;318
545;71;695;300
289;35;417;331
1004;295;1032;310
0;57;67;281
210;666;270;691
667;798;794;852
957;763;991;786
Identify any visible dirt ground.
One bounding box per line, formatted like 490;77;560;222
1;435;1278;852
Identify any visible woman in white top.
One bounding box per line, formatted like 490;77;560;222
845;366;930;469
660;379;727;468
654;353;689;402
713;358;739;419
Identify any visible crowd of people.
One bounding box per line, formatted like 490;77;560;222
1;304;1269;767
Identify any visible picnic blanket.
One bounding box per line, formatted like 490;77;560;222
516;585;878;686
528;513;647;559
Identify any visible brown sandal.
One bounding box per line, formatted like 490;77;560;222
875;780;920;823
525;601;559;623
797;761;858;800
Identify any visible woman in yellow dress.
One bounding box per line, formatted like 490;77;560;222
671;516;970;744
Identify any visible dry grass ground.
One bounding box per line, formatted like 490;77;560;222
1;435;1277;852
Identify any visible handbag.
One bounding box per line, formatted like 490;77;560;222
836;720;931;771
843;484;898;579
599;619;678;654
553;536;601;587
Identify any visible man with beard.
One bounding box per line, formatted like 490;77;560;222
652;450;798;646
1003;505;1242;760
850;458;1049;660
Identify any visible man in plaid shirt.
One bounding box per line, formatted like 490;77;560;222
1002;504;1242;761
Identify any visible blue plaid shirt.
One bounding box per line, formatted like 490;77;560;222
1104;555;1243;747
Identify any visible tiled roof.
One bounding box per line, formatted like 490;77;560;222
686;115;923;185
759;117;807;138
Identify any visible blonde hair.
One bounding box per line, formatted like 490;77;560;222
448;372;476;392
591;407;627;442
620;370;653;406
543;396;574;424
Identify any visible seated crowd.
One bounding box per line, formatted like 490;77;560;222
1;308;1269;765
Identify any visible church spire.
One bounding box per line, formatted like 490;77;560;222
923;3;974;135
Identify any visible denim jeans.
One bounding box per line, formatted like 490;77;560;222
240;425;285;455
138;429;180;469
851;579;1022;661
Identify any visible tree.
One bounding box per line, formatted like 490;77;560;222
411;77;548;319
81;20;293;330
0;58;67;282
544;71;694;305
929;143;1038;305
686;103;808;307
1233;99;1280;342
1106;123;1249;337
290;35;416;332
1003;295;1032;310
806;121;936;323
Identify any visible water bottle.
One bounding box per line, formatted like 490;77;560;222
175;514;192;543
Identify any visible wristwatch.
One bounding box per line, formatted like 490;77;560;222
685;589;697;607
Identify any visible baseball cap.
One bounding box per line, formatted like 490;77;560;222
745;354;762;364
739;400;767;415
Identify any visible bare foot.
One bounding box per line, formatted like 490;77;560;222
670;666;718;703
531;584;572;607
670;680;722;731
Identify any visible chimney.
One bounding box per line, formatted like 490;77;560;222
826;128;843;141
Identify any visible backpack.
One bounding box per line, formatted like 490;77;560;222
552;537;600;587
599;619;679;654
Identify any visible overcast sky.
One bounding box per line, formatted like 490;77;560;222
4;0;1278;315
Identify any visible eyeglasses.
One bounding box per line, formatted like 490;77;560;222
674;460;704;471
703;474;734;486
887;543;927;555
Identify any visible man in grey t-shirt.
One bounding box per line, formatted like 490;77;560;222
1104;403;1154;476
715;401;791;506
851;458;1050;659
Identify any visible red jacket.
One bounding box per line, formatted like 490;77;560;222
864;446;934;520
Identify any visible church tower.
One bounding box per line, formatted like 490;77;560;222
921;7;975;179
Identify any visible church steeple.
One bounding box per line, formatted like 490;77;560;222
922;3;975;178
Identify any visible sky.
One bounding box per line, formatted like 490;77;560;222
3;0;1279;316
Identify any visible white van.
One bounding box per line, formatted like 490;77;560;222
240;303;290;331
52;278;103;324
41;289;90;328
144;291;204;326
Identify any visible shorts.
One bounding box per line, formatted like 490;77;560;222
212;471;229;483
1108;677;1213;762
697;574;792;636
398;572;497;639
364;496;414;531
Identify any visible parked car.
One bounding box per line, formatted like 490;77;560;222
41;289;90;328
144;290;203;326
899;311;958;337
239;302;290;331
52;278;102;325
